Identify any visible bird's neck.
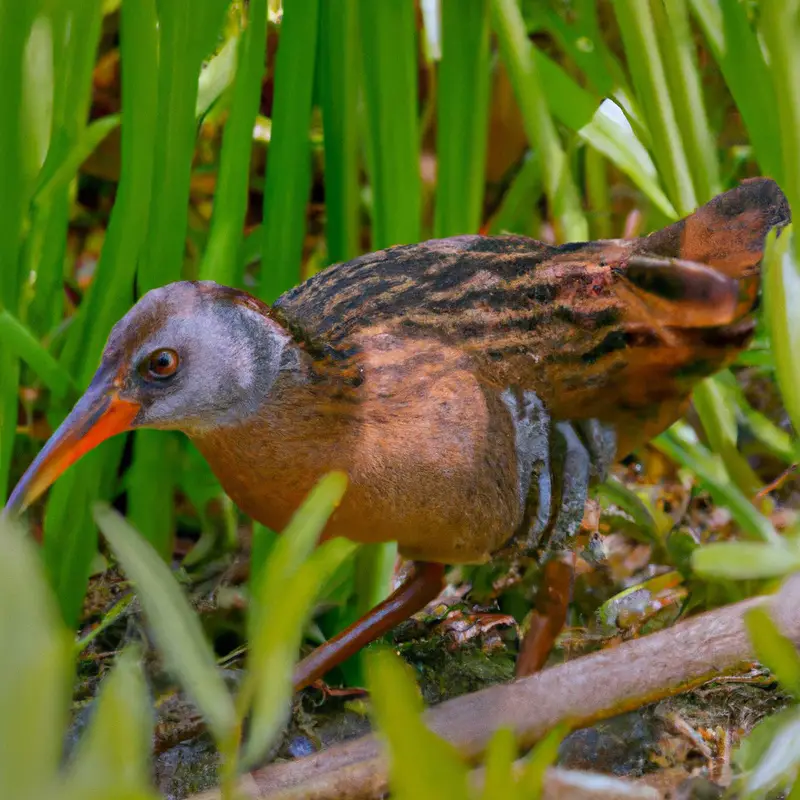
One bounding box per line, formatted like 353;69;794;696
189;341;358;530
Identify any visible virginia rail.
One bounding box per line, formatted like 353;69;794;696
5;178;790;689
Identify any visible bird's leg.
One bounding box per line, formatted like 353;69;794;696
515;550;574;677
514;421;589;677
292;560;445;691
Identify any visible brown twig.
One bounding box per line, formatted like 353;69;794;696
191;573;800;800
755;463;798;500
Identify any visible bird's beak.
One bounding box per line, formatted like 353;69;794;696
4;381;140;517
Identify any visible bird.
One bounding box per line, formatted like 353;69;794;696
5;177;790;689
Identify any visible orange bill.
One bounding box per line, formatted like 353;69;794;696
3;388;140;516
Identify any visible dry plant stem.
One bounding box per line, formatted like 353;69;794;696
190;572;800;800
192;765;660;800
470;764;661;800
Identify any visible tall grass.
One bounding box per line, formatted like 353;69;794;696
2;0;800;714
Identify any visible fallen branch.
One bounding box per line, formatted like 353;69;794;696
192;573;800;800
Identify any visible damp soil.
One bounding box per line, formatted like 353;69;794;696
70;584;792;800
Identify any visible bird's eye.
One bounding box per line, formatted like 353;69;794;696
143;348;179;381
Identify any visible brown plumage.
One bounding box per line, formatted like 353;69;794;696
5;177;790;688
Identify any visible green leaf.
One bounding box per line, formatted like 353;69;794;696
745;606;800;699
196;33;239;119
33;114;120;207
738;707;800;798
481;727;518;800
367;647;471;800
318;0;361;263
657;0;720;201
435;0;491;237
692;376;763;499
610;0;696;215
0;1;42;503
259;0;320;299
0;518;71;799
64;647;157;798
489;151;542;236
356;0;421;250
517;722;570;797
654;422;781;546
692;541;800;581
202;0;269;288
240;472;354;766
0;308;75;398
764;227;800;443
491;0;588;242
573;96;677;220
595;476;660;545
93;503;237;744
708;0;780;179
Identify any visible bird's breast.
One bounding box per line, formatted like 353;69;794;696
190;337;525;564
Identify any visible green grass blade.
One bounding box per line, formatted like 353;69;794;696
0;309;74;399
654;423;781;546
532;52;676;219
491;0;588;242
611;0;696;215
692;376;763;498
762;2;800;229
0;2;39;504
715;370;799;466
764;227;800;441
129;0;228;559
32;115;120;208
44;0;160;627
481;727;517;800
585;145;611;239
94;503;237;744
489;151;542;236
537;0;633;104
435;0;491;237
60;0;159;387
745;606;800;700
259;0;320;301
197;34;239;119
692;541;800;580
64;647;155;795
202;0;269;287
26;0;104;339
318;0;361;264
0;519;72;799
139;0;228;291
42;440;126;629
518;722;570;797
367;647;471;800
690;0;781;179
356;0;421;249
241;473;354;765
242;538;355;765
658;0;720;201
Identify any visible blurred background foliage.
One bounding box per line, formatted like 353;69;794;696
4;0;800;795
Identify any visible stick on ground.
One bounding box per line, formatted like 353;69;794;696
193;573;800;800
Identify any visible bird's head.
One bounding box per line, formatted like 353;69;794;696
5;281;289;515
